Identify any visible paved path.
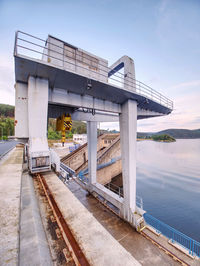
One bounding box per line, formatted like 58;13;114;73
0;147;23;266
0;141;18;157
65;179;179;266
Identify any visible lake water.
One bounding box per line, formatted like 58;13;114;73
136;139;200;242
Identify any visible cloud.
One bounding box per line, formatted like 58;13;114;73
138;89;200;132
0;53;15;105
167;80;200;92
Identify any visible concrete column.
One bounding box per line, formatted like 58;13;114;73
119;99;137;221
123;56;136;92
15;82;28;138
28;76;49;153
109;55;136;92
87;121;97;189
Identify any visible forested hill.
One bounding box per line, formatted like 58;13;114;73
156;129;200;139
0;104;14;117
138;129;200;139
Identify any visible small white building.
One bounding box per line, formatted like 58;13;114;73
73;134;87;145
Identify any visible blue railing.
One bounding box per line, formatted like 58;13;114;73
143;213;200;257
78;171;89;184
69;144;81;153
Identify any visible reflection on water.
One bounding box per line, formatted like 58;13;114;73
136;139;200;242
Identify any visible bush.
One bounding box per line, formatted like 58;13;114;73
152;134;175;142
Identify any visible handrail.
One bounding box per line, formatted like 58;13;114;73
14;31;173;110
144;213;200;257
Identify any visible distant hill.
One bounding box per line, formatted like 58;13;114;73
0;104;14;117
138;129;200;139
156;129;200;139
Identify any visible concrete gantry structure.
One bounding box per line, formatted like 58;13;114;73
14;31;173;226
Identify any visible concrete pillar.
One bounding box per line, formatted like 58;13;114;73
109;55;136;92
28;76;49;153
119;99;137;221
87;121;97;188
15;82;28;138
123;56;136;92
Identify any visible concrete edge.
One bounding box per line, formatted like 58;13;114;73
19;169;53;266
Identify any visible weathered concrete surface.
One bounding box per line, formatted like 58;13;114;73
43;172;141;266
66;179;180;266
0;147;23;266
19;171;53;266
143;228;200;266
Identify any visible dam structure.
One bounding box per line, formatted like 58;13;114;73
5;30;200;265
14;30;173;225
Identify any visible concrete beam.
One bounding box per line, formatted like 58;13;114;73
49;88;121;113
137;108;163;117
71;110;119;122
91;183;123;212
28;77;49;153
120;99;137;221
19;172;53;266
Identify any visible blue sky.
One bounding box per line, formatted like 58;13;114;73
0;0;199;131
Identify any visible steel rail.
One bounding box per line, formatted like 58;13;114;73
16;39;172;108
16;31;172;102
37;174;90;266
16;37;168;101
15;31;173;109
16;43;172;109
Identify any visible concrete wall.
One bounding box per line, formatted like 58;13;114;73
46;36;108;83
97;159;122;185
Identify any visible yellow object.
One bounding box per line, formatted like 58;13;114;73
56;114;72;145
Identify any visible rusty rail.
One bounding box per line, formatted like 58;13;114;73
36;174;90;266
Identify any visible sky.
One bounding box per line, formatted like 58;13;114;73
0;0;199;132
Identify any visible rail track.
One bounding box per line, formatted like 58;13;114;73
37;173;190;266
36;173;90;266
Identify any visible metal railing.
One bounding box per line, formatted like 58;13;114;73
69;144;81;153
104;182;143;209
143;213;200;257
14;31;173;110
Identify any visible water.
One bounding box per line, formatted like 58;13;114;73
136;139;200;242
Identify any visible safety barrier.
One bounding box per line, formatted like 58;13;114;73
69;144;81;153
14;30;173;111
143;213;200;257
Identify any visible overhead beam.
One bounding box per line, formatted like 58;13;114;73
71;111;119;122
137;108;163;117
49;88;121;113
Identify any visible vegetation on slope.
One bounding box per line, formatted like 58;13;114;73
152;134;176;142
0;104;14;117
0;104;15;139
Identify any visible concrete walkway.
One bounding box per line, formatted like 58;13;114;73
66;178;180;266
0;147;23;266
43;172;141;266
142;227;200;266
